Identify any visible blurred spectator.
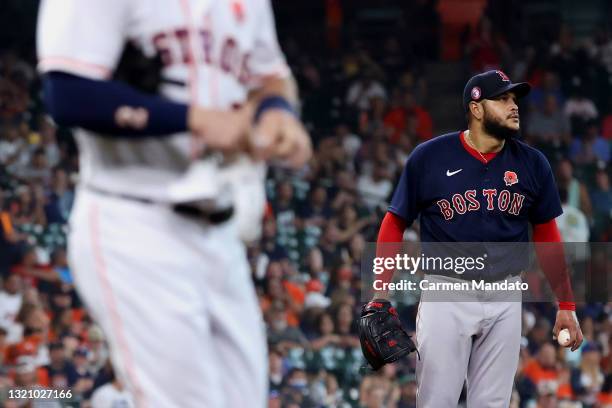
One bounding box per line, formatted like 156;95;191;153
44;341;78;388
384;89;433;143
0;123;30;175
534;379;560;408
300;185;332;228
564;89;599;135
335;124;361;162
72;346;95;397
570;341;605;406
526;93;571;146
266;301;308;353
44;168;74;224
360;366;401;408
0;273;23;343
85;325;108;373
19;148;52;186
527;71;565;111
397;374;418;408
523;343;560;388
557;188;590;243
345;69;386;111
357;161;393;211
90;365;134;408
335;204;375;244
12;184;47;227
590;170;612;240
310;312;339;351
38;116;61;169
465;17;510;73
556;159;593;221
569;119;610;166
11;246;60;289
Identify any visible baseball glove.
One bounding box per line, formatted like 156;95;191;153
358;299;417;370
113;42;164;94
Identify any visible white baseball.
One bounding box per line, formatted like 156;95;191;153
557;328;571;347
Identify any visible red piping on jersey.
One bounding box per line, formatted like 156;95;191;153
178;0;202;160
460;131;498;163
38;56;112;79
89;203;147;406
532;219;576;311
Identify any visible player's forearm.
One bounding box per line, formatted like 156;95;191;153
42;71;188;137
532;219;576;310
373;212;407;299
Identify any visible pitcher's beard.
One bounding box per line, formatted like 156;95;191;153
483;112;519;141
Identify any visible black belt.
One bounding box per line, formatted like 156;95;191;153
85;186;234;225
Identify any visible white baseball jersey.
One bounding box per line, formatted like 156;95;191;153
37;0;289;205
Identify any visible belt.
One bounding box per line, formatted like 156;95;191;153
85;185;234;225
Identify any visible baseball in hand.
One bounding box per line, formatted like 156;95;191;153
557;328;571;347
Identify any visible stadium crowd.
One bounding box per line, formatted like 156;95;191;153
1;1;612;407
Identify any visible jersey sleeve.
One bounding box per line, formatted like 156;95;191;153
247;0;291;88
529;152;563;224
388;151;421;226
37;0;130;79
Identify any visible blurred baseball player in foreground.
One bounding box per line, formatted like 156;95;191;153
37;0;311;406
364;70;583;406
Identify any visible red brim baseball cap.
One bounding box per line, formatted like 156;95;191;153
463;70;531;112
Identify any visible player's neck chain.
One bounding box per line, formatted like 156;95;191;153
465;132;489;164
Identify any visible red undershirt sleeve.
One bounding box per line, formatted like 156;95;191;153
532;219;576;311
374;212;407;295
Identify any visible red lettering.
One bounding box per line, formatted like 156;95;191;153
452;194;467;215
220;37;238;74
509;193;525;215
437;199;454;220
482;189;497;210
465;190;480;211
175;29;193;64
498;190;511;212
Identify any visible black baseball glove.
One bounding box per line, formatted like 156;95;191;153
358;299;418;370
113;42;164;94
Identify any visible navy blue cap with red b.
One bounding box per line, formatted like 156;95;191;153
463;70;531;112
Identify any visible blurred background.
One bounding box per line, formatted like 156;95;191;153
0;0;611;407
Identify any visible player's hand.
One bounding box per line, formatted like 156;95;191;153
250;110;312;168
188;104;254;151
553;310;583;351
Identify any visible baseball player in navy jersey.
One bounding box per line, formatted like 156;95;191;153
37;0;311;406
374;70;583;407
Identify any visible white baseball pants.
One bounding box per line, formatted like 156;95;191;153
68;189;267;408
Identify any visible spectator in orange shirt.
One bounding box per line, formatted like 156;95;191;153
6;302;49;365
524;343;560;387
384;89;433;143
0;191;27;277
13;355;49;389
11;246;60;289
0;326;8;365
